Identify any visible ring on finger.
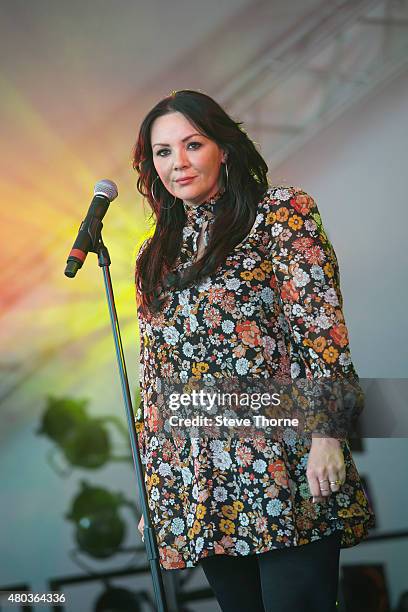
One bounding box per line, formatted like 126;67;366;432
320;478;342;488
319;479;330;489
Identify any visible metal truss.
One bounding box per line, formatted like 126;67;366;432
219;0;408;168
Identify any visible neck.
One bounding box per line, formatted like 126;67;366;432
183;186;225;210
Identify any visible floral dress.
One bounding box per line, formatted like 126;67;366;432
135;185;376;570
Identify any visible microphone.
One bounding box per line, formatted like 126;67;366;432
64;179;118;278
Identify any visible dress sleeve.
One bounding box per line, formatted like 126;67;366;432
135;236;152;465
265;186;363;436
134;399;147;467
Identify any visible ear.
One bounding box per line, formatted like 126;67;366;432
222;151;228;163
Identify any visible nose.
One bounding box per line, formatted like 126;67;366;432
173;147;190;170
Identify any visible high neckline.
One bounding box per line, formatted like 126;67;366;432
182;188;225;224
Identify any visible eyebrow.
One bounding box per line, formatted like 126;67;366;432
152;133;203;148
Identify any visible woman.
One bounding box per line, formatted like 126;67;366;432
133;89;375;611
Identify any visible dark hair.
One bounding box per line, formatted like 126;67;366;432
133;89;269;316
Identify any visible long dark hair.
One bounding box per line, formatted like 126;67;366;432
133;89;269;316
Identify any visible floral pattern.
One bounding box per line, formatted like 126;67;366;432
135;185;376;570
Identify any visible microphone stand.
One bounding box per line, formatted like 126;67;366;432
90;235;169;611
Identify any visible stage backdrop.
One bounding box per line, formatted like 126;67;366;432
1;1;407;610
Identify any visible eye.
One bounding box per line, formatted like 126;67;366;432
156;148;170;157
155;142;202;157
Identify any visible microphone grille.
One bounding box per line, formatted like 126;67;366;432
94;179;118;202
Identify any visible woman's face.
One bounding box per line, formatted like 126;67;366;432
150;111;226;207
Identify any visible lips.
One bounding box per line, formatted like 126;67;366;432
176;176;196;184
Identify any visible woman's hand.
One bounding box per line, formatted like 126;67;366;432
138;515;144;541
306;437;346;503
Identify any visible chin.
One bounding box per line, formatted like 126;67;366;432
176;187;201;200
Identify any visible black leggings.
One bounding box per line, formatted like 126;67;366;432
200;531;342;612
